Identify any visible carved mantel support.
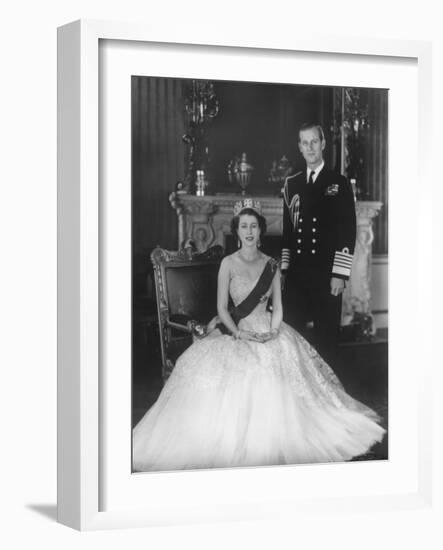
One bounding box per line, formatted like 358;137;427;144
169;193;383;329
341;201;383;329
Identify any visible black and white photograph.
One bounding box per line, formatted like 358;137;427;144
5;0;438;542
131;77;389;472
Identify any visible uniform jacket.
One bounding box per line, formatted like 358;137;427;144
281;167;356;281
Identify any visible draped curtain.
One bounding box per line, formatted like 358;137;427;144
366;89;388;255
132;76;186;253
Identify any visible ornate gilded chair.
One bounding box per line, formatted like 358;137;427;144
151;245;225;381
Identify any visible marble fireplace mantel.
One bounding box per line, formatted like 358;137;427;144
169;192;383;328
169;193;283;251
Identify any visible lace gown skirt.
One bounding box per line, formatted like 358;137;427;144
133;276;386;472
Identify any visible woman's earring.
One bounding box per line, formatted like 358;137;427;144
257;238;261;248
237;238;241;248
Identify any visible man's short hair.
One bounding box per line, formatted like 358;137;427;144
298;123;325;142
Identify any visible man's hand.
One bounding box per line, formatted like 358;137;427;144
330;277;345;296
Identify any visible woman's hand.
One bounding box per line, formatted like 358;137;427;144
236;329;267;342
257;328;279;343
236;329;279;343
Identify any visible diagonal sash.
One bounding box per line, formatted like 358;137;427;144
231;258;278;323
215;258;278;334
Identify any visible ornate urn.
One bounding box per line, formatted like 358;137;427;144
227;152;254;195
268;155;293;196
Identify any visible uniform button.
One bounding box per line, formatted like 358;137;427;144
312;228;316;233
311;249;316;254
312;217;317;222
297;239;301;243
299;218;303;223
297;249;301;254
298;228;302;233
312;238;316;243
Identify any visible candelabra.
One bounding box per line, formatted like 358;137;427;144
332;87;370;199
180;80;219;195
185;80;219;126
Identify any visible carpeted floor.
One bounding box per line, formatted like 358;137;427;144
132;331;388;463
335;338;388;461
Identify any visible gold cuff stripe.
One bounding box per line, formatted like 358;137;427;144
332;265;352;276
334;251;353;266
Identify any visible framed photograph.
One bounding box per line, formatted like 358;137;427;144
58;19;433;530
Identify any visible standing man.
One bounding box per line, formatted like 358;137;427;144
281;123;356;365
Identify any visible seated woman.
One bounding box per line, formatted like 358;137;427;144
133;199;385;472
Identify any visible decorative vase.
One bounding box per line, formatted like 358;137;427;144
268;155;293;196
227;152;254;195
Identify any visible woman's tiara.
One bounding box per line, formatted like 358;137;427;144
233;198;262;216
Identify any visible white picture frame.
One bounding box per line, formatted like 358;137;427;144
57;19;433;531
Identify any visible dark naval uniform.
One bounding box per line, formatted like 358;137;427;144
281;166;356;364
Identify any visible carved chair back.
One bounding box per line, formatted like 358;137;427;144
150;245;225;381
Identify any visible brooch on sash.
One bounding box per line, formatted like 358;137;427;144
325;184;339;196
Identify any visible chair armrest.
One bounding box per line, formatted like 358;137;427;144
166;320;193;334
166;319;209;339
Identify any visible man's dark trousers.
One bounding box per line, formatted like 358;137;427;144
283;268;342;367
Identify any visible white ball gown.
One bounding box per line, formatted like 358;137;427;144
133;268;386;472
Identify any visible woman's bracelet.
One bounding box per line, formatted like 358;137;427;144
234;329;241;339
270;328;279;336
